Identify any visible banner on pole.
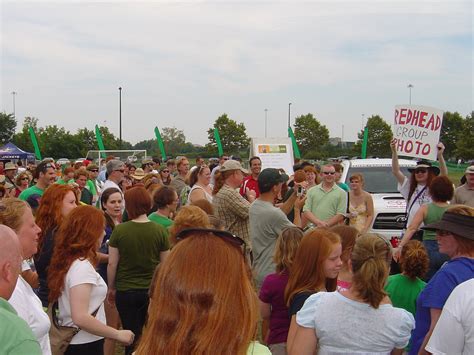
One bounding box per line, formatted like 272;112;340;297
95;125;106;158
213;128;224;156
288;127;301;159
361;127;369;159
392;105;444;161
154;127;167;161
28;127;42;160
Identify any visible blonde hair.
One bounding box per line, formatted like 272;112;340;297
169;206;211;244
351;234;392;308
273;227;304;273
0;198;29;232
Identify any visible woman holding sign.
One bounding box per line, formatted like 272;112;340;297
390;139;447;230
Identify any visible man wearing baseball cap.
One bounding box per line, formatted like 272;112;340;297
452;165;474;207
249;168;305;288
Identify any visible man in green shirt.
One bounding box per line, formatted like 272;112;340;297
303;164;347;228
0;225;41;354
19;160;57;201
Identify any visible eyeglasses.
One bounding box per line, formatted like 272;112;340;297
414;169;428;174
435;230;452;237
322;172;335;175
89;169;99;173
162;170;170;173
176;228;247;256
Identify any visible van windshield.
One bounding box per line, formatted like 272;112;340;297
344;167;412;193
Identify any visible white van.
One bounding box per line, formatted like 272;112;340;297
340;158;417;243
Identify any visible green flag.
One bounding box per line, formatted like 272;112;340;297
28;127;42;160
154;127;167;161
288;127;301;159
361;126;369;159
213;128;224;156
95;125;106;158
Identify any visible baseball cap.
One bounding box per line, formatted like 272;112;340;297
219;160;248;174
258;168;289;190
106;160;125;175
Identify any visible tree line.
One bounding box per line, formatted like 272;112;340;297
1;111;472;160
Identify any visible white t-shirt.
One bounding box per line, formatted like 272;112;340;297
9;276;52;354
426;278;474;355
58;259;107;345
296;291;414;355
398;177;432;226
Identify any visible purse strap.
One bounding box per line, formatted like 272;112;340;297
404;185;427;228
50;301;101;330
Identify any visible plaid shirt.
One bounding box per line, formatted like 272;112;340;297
213;184;252;251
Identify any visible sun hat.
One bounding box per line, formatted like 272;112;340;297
422;211;474;240
219;160;248;174
407;160;440;175
258;168;289;191
131;168;146;180
4;162;17;171
465;165;474;174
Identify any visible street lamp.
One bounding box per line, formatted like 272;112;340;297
408;84;414;104
11;91;17;118
264;108;268;138
118;87;122;148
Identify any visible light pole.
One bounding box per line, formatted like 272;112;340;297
288;102;292;132
118;87;122;148
408;84;413;104
264;108;268;138
11;91;17;118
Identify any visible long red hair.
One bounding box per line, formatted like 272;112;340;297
135;232;258;355
47;205;105;302
285;229;340;306
36;184;78;253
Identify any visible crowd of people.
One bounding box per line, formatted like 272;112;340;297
0;146;473;355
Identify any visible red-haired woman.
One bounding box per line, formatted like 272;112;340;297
107;187;170;355
48;205;134;354
284;229;343;350
14;172;31;197
135;228;269;355
34;184;78;307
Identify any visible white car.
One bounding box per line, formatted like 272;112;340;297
340;158;417;243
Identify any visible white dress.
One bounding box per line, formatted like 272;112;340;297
187;184;213;204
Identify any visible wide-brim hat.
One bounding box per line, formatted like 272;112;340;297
465;165;474;174
219;160;248;174
422;212;474;240
408;160;440;175
131;168;146;180
4;162;17;171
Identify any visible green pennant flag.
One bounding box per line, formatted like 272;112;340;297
95;125;106;158
361;126;369;159
154;127;167;161
288;127;301;159
213;128;224;156
28;127;42;160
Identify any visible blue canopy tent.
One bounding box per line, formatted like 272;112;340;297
0;142;35;161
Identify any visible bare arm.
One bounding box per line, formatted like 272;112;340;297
160;250;170;264
391;138;405;184
106;247;119;304
259;301;271;320
286;315;299;352
288;324;317;355
363;193;375;233
279;190;297;215
293;196;307;228
303;210;327;228
437;143;448;176
97;252;108;264
326;213;344;228
189;188;206;204
69;283;134;344
393;205;427;261
418;308;442;355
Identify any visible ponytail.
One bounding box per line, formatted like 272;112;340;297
351;234;391;308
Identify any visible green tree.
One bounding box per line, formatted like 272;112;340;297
11;117;38;153
440;111;464;159
162;127;186;155
353;115;393;157
206;114;250;154
0;112;17;144
293;113;329;157
75;128;97;157
455;113;474;160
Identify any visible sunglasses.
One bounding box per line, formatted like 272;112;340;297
162;170;170;173
175;228;247;256
322;171;335;175
89;169;99;173
414;168;428;174
21;177;29;180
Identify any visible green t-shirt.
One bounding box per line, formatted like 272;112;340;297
18;185;44;201
148;212;173;229
86;179;97;196
423;204;449;240
109;221;170;291
303;184;347;222
0;297;42;354
385;273;426;316
56;178;68;185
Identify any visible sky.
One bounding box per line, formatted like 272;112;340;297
1;0;472;146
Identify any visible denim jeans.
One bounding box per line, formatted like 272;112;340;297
115;289;149;355
423;239;449;281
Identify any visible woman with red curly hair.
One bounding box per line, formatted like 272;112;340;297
34;184;78;307
48;205;134;354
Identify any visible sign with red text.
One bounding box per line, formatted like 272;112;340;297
392;105;444;161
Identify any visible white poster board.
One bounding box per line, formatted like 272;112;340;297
250;137;294;174
392;105;444;161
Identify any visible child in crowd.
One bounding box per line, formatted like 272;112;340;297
259;227;304;355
